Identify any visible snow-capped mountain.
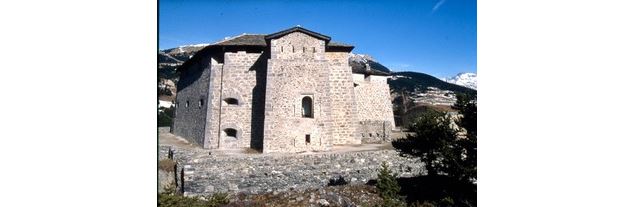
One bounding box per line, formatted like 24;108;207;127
349;53;375;63
443;73;477;90
348;53;391;74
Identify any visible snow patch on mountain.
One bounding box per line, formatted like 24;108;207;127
443;72;477;90
183;43;211;47
348;53;375;63
390;75;412;80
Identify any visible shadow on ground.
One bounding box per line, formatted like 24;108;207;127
368;175;476;207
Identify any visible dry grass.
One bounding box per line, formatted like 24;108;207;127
158;159;177;172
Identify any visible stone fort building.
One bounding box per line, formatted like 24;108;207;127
172;27;394;153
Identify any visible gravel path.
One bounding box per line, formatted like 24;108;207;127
159;130;395;156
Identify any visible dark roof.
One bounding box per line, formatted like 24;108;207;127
178;27;356;72
213;34;267;46
327;41;352;47
265;26;331;41
209;32;353;50
327;41;355;50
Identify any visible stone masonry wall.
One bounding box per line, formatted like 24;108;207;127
175;30;395;150
159;145;425;196
353;74;396;137
204;60;222;149
263;32;334;153
325;52;361;145
173;59;211;147
207;52;264;149
359;120;392;143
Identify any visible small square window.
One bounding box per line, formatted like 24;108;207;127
224;128;237;138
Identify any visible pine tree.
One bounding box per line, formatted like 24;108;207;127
376;162;405;207
393;93;477;182
454;93;477;182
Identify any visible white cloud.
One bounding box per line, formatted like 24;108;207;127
432;0;447;13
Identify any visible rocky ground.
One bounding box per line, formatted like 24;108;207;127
158;129;428;206
225;184;383;207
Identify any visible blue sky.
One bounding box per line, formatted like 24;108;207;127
159;0;476;78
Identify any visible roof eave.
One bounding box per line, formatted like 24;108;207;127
353;71;392;76
326;45;355;52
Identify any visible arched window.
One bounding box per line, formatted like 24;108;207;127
224;128;237;138
224;98;239;105
185;101;190;108
302;96;313;118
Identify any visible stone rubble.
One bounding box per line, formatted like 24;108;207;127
159;145;425;196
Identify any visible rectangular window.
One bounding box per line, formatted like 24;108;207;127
305;134;311;144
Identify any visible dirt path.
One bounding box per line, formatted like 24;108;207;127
159;131;199;149
159;131;395;156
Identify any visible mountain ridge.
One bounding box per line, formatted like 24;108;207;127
442;72;477;90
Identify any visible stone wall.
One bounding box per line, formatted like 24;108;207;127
173;59;211;147
270;32;326;60
359;120;392;143
158;170;176;193
352;74;396;134
325;52;361;145
206;52;265;150
159;145;425;196
159;127;171;133
204;61;222;149
263;32;334;153
173;29;396;152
